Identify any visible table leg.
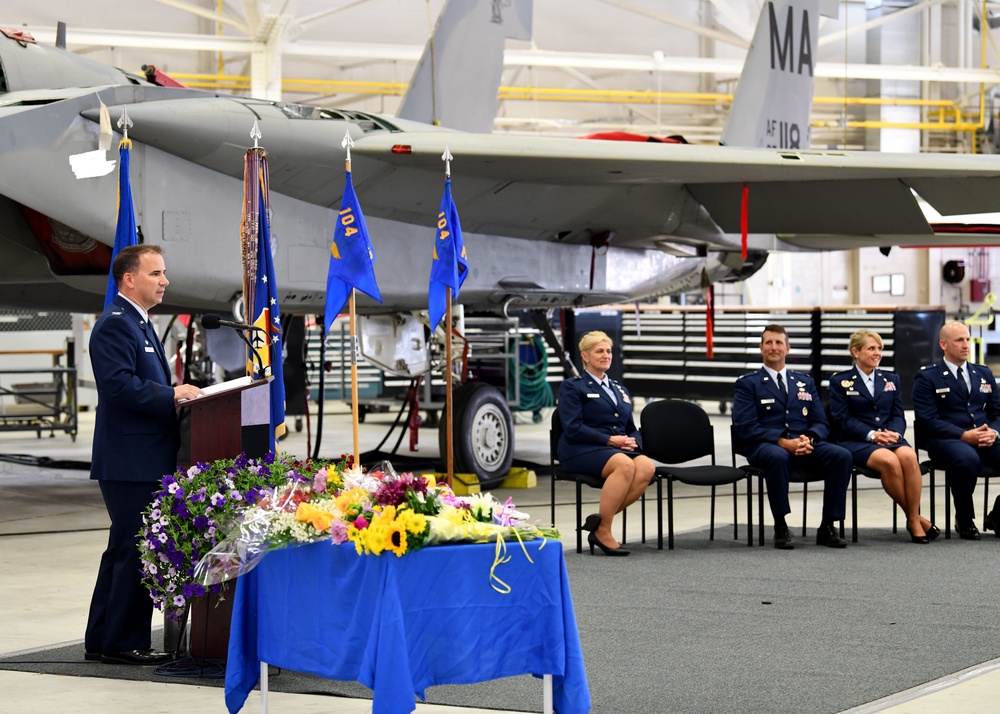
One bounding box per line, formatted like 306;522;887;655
544;674;553;714
260;661;269;713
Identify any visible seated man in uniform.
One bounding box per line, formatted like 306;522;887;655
733;324;852;550
912;320;1000;540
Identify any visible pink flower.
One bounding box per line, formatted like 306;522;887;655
354;515;369;529
330;520;348;544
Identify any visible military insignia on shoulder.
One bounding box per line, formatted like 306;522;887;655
111;310;123;316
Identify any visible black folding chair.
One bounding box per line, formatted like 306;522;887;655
640;399;753;549
549;407;645;553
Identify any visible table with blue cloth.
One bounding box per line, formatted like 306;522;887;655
224;539;591;714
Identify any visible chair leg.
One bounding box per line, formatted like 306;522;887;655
640;491;647;544
575;481;583;553
621;504;627;545
984;478;991;532
550;467;556;530
945;473;951;539
929;467;936;526
801;483;808;537
758;475;765;546
709;484;716;541
892;502;898;534
851;471;858;543
667;478;675;550
747;477;754;546
656;477;664;550
732;482;738;541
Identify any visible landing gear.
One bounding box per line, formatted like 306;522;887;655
439;382;514;489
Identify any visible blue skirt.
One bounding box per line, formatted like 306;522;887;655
559;446;644;479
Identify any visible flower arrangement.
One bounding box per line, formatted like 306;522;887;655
192;463;559;590
139;452;328;616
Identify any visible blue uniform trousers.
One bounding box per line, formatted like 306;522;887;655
748;441;853;522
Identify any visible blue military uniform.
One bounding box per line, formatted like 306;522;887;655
733;368;852;522
558;373;643;478
85;295;180;656
912;360;1000;524
828;367;908;465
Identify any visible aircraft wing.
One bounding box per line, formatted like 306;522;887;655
348;130;1000;246
88;95;1000;250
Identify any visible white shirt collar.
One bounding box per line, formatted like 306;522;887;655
763;365;787;384
117;292;149;323
943;358;966;378
585;369;609;386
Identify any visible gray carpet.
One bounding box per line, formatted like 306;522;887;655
4;527;1000;714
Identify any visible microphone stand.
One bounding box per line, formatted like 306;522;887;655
235;327;267;380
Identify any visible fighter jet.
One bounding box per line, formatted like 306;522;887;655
3;0;1000;481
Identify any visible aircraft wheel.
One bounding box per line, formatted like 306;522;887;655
439;382;514;489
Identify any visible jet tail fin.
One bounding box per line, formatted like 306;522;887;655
721;0;838;148
397;0;532;133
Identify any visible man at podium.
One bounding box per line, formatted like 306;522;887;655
84;245;202;665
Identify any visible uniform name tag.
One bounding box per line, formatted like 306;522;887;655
145;346;155;353
587;393;601;398
846;390;859;396
760;398;774;404
935;387;950;394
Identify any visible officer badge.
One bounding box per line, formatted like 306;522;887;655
841;379;852;388
802;407;809;416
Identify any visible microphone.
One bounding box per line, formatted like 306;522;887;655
200;313;264;333
201;314;268;380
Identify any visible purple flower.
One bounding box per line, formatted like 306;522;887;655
193;515;209;530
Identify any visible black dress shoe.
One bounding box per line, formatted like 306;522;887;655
101;649;175;665
925;524;941;541
816;523;847;548
587;531;630;556
955;521;982;540
905;524;929;544
84;650;102;662
581;513;602;533
773;524;794;550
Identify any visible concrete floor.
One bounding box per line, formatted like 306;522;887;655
0;402;998;713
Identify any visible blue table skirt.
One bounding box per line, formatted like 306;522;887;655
224;539;591;714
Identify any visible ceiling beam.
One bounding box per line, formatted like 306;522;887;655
21;24;1000;85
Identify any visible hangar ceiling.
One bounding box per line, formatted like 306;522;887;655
4;0;1000;149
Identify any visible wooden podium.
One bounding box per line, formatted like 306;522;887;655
183;376;272;465
178;376;272;661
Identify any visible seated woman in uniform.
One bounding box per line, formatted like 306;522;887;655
828;329;939;543
557;330;655;556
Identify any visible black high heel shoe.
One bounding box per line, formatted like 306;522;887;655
588;531;630;556
905;524;930;544
581;513;602;533
925;524;941;540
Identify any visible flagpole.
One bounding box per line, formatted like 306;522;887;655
442;149;455;488
445;288;453;488
349;288;361;469
344;135;362;472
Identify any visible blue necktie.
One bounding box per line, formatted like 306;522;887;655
777;372;787;399
956;365;969;398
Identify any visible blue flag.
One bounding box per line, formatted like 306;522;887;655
324;171;382;334
250;187;286;448
103;139;138;308
428;178;468;332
